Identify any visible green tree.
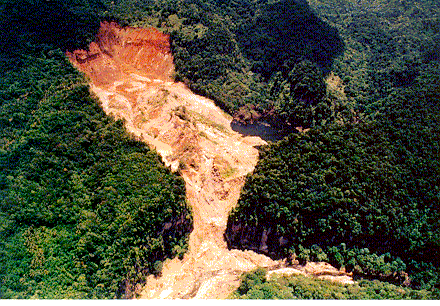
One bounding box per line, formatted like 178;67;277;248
274;60;328;127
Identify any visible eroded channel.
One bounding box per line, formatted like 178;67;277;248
67;21;353;299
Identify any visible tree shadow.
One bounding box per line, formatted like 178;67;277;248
0;0;104;54
236;0;345;78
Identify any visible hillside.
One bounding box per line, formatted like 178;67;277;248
67;20;279;298
1;0;439;300
227;0;440;295
66;20;359;298
0;2;191;299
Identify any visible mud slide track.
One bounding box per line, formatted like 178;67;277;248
67;22;353;299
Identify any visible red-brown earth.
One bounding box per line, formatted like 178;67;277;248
67;21;353;299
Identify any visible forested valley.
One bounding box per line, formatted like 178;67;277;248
227;0;440;298
0;0;192;298
0;0;439;299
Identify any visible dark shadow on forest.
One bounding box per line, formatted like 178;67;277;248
0;0;104;55
235;0;345;78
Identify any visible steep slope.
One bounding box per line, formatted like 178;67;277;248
67;21;353;299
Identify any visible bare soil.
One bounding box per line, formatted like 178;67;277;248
67;21;353;299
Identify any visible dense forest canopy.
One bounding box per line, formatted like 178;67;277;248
307;0;440;111
0;0;192;299
227;0;440;296
0;0;439;299
230;268;437;299
2;0;345;128
73;0;346;127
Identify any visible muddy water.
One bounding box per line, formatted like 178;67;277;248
231;120;294;142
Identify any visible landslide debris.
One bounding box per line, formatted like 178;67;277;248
67;21;353;299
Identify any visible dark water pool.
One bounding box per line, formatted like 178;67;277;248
231;121;294;142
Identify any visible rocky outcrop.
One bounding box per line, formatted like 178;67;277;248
67;21;174;85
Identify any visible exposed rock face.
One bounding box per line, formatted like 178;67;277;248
67;21;353;299
67;21;174;85
267;263;354;285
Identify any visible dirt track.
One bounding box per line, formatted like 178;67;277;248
67;21;353;299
